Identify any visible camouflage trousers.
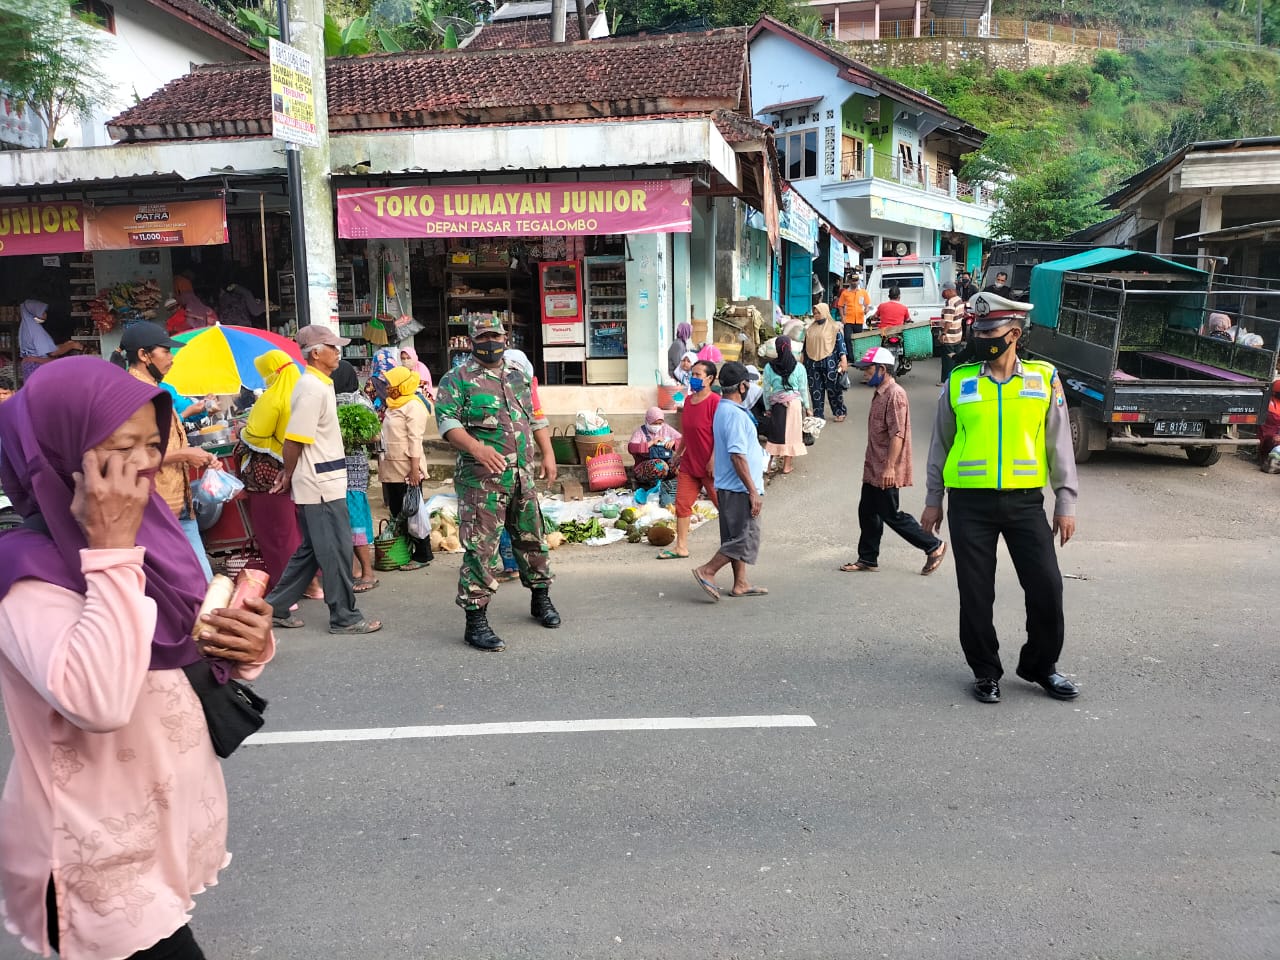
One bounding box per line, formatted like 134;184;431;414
456;475;553;610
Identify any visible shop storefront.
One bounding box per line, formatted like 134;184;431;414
334;178;696;388
0;195;240;378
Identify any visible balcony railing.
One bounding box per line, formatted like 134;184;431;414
827;17;1120;49
838;145;995;206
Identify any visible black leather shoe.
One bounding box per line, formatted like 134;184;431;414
1016;668;1079;700
530;588;561;628
464;608;505;651
973;678;1000;703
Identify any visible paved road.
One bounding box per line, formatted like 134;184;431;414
3;358;1278;959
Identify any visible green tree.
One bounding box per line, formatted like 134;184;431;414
988;153;1109;241
0;0;108;148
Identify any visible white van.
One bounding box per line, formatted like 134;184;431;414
862;255;954;326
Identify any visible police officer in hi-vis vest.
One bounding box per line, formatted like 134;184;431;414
921;292;1079;704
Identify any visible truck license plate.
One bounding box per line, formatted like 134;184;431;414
1154;419;1205;438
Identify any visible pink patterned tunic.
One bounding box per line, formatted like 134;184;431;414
0;548;273;959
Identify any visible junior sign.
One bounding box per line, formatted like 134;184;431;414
0;201;85;257
338;180;693;239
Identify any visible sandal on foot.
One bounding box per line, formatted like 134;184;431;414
353;577;380;593
921;542;948;576
656;549;689;560
691;569;721;602
839;561;878;573
728;586;769;598
328;619;383;635
272;616;305;629
398;561;426;571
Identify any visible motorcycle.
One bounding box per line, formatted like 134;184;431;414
882;330;912;376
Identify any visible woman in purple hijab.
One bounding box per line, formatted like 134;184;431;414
0;357;273;960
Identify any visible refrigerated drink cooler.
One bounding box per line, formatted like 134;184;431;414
584;255;628;383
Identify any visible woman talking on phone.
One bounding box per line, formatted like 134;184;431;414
0;358;274;959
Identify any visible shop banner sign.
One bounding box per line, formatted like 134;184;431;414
84;198;228;250
0;201;85;257
337;180;693;239
269;38;318;148
779;189;818;255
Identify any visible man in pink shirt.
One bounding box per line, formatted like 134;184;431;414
841;347;946;576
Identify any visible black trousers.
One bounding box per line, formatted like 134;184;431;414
857;482;942;566
383;481;434;563
947;489;1065;681
47;878;205;958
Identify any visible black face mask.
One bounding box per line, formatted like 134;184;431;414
471;341;505;365
979;333;1016;361
142;352;166;383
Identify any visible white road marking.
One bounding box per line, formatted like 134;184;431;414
246;714;817;746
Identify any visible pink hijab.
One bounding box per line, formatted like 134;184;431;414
398;344;434;397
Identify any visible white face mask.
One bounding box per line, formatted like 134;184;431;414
401;357;413;367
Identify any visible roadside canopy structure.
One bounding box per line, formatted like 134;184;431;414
1028;248;1206;328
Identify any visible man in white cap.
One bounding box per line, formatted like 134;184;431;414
841;346;946;576
921;292;1078;704
266;324;381;635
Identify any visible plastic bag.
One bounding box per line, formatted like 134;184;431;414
402;484;432;541
575;409;610;435
194;468;243;506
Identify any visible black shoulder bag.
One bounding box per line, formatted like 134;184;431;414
182;659;268;759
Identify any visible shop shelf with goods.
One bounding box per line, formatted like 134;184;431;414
0;304;17;375
274;270;297;337
67;255;103;356
445;259;534;362
584;255;628;383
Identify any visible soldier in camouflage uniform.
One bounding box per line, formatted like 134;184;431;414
434;313;560;651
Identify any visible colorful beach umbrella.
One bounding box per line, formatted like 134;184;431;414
166;323;304;395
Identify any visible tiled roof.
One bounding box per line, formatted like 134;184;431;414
144;0;263;58
465;14;587;50
711;109;771;145
108;28;748;140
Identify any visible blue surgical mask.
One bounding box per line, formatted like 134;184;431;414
867;369;885;387
688;376;704;393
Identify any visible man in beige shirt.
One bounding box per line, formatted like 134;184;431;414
840;347;946;576
266;325;381;635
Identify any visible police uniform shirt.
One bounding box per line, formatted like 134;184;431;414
924;359;1078;516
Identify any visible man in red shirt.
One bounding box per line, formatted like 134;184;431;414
871;286;911;328
661;360;720;559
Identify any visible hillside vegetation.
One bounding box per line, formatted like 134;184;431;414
876;1;1280;239
996;0;1280;45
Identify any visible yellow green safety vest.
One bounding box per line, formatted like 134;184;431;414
943;360;1055;490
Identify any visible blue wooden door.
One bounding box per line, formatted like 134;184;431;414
785;242;813;316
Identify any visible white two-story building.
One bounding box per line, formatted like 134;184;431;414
748;15;995;313
2;0;260;150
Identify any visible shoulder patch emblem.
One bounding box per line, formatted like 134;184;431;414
956;377;983;403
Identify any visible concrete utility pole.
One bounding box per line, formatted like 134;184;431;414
281;0;339;333
550;0;567;42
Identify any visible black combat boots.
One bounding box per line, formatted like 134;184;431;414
464;608;505;651
530;587;561;628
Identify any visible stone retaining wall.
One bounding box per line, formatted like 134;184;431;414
842;37;1098;71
